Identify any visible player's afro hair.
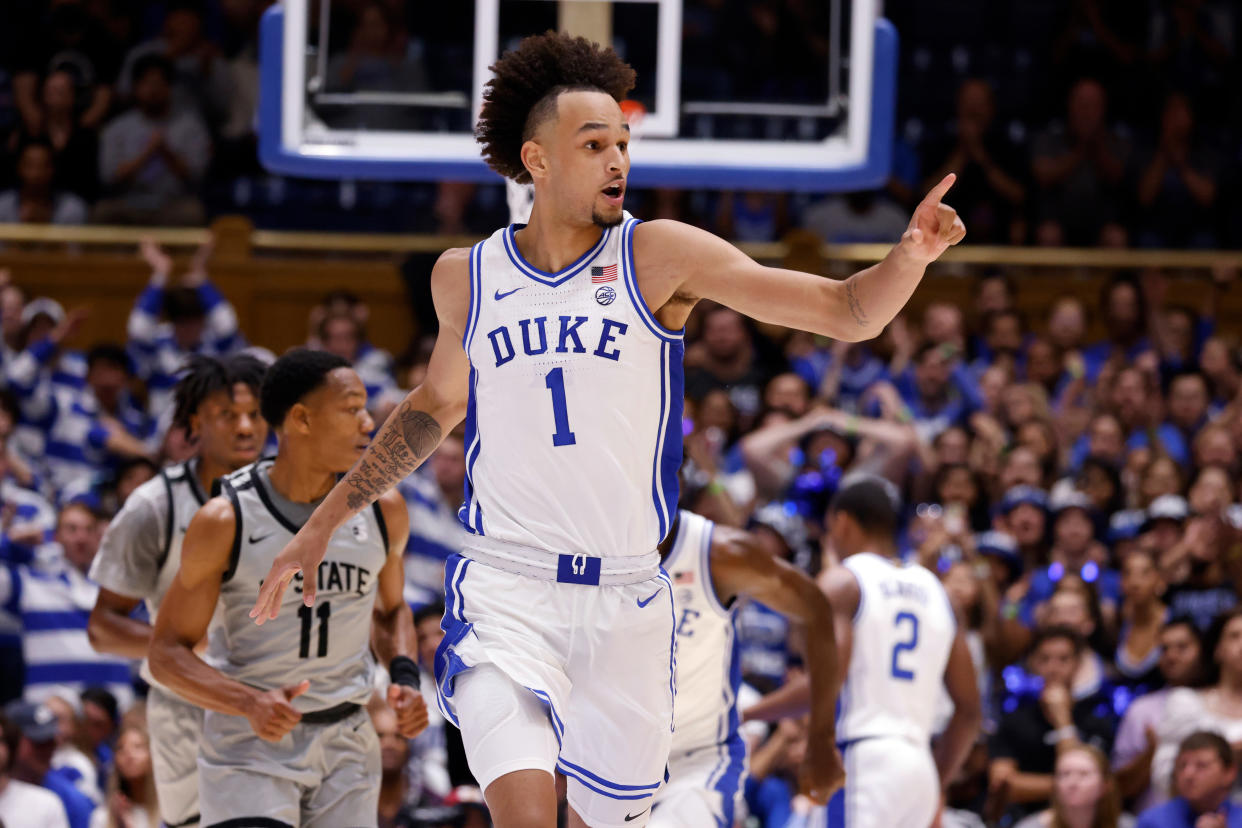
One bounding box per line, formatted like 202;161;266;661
260;348;351;428
476;31;636;183
172;354;268;434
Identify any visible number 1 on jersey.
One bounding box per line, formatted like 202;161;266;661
545;367;577;446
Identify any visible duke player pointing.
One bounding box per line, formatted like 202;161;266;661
746;476;982;828
248;33;965;828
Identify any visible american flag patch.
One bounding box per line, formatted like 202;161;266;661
675;571;694;584
591;264;617;283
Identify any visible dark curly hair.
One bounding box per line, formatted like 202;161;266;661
172;354;268;434
476;32;636;183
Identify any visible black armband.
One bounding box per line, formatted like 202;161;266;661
389;655;420;687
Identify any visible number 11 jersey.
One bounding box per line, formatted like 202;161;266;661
459;218;684;559
836;552;957;746
205;460;390;710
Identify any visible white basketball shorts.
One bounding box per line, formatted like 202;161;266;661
435;553;676;828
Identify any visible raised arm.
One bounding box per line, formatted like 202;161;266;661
635;175;965;342
250;249;472;621
710;526;843;804
370;490;429;738
149;497;310;741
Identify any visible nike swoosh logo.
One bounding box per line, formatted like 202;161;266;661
249;532;274;545
637;589;662;609
624;809;648;822
494;286;527;301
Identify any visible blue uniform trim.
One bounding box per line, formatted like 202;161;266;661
527;687;565;745
502;224;611;287
649;341;685;543
433;555;474;727
700;521;730;619
709;737;747;828
459;367;484;535
558;758;662;792
463;242;485;352
555;554;602;585
659;567;677;732
620;219;684;342
557;764;654;801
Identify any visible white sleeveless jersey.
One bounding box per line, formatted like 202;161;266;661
205;461;389;710
89;458;212;689
836;553;957;746
460;218;684;558
664;510;740;753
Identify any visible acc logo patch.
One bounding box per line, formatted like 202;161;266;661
595;285;616;306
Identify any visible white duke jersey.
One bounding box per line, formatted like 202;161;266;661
459;217;684;559
837;553;956;746
205;461;389;710
664;511;741;753
89;458;212;688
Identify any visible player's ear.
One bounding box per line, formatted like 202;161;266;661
286;402;312;436
521;139;549;182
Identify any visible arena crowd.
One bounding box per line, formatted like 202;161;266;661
3;1;1242;828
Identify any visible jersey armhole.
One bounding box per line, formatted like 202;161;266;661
840;560;865;624
371;500;390;552
220;480;243;584
701;522;733;617
462;241;485;352
156;471;174;572
621;219;685;343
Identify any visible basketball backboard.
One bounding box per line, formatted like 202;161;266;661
258;1;897;191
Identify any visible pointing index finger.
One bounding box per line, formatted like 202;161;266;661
923;173;956;206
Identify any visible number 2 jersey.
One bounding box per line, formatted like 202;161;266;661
836;552;956;746
459;218;684;560
204;461;390;710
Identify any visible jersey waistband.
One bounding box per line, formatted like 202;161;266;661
300;701;362;726
462;536;660;586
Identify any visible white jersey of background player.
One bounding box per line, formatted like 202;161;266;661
747;476;982;828
87;354;268;828
248;32;965;828
652;510;839;828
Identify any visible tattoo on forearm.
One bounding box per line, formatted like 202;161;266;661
844;277;869;328
343;403;443;511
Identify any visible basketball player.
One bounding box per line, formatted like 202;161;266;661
148;349;429;827
88;353;267;828
650;509;841;828
745;476;982;828
248;34;965;828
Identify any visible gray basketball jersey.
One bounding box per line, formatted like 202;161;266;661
90;458;212;688
205;461;389;710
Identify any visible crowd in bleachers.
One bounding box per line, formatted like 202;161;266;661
2;0;1241;244
3;2;1242;828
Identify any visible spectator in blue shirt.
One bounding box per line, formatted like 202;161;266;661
1137;731;1242;828
896;342;982;443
